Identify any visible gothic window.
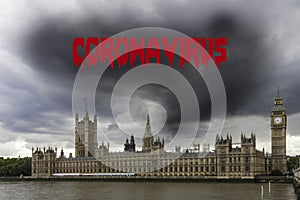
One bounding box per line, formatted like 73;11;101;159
221;166;225;172
245;166;250;172
245;157;249;163
245;146;249;153
221;157;226;163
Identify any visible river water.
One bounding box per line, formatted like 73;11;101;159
0;181;297;200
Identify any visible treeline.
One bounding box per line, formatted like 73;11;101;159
288;156;300;172
0;157;31;176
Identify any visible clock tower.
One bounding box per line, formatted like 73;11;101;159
270;85;287;174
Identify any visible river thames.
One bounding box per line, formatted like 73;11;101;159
0;181;297;200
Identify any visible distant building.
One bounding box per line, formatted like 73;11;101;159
32;87;287;178
31;114;266;178
124;135;136;152
74;109;109;158
214;133;265;177
31;147;57;177
75;109;98;157
142;114;164;152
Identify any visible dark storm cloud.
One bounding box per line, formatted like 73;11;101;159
19;2;285;125
14;2;281;137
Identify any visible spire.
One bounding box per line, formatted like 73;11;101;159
85;98;88;113
142;113;153;152
215;134;220;144
145;113;151;134
75;111;79;123
94;113;97;122
276;83;281;98
83;98;89;119
146;113;150;125
130;134;135;145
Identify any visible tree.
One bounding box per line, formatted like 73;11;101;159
0;157;31;176
287;156;299;172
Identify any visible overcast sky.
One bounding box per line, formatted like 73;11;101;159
1;0;300;157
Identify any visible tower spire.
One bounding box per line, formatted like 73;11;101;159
82;98;89;118
276;83;280;98
146;113;150;125
142;113;153;152
84;98;88;113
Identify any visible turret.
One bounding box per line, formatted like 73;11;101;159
94;114;97;123
130;134;135;145
60;148;64;158
124;135;136;152
146;114;150;125
215;134;220;144
75;112;79;126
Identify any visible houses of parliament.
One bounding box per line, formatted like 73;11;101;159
31;87;287;178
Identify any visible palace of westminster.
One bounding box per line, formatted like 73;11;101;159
32;87;288;178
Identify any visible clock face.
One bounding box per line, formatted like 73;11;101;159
274;117;282;124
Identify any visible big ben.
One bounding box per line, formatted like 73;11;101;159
270;85;287;174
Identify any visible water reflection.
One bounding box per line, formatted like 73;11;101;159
0;182;297;200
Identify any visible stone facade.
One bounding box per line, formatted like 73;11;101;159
32;116;267;178
31;87;287;178
214;134;265;177
142;114;164;152
270;85;287;173
31;147;57;177
31;132;266;178
75;110;98;157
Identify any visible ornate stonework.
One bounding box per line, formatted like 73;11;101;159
31;87;288;178
271;85;287;173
